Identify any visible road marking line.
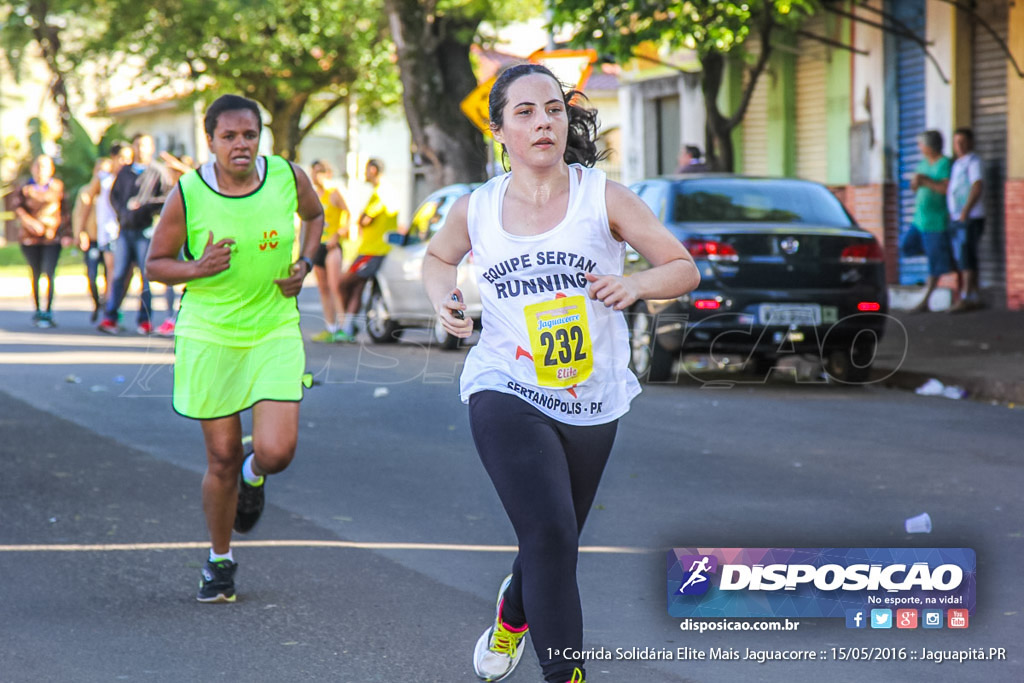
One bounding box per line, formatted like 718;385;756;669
0;330;174;349
0;351;174;364
0;540;653;554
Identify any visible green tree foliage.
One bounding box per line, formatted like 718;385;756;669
56;116;97;197
55;117;123;199
551;0;819;171
94;0;401;159
384;0;542;189
1;1;99;125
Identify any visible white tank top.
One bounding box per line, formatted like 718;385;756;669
95;171;119;247
460;164;641;425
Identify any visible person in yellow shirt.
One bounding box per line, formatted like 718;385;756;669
337;158;396;340
309;160;351;342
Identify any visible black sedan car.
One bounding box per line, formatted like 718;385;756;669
628;175;888;383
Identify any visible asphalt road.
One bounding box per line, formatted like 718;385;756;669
0;293;1021;682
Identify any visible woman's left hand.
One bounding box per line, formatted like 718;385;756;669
585;272;640;311
274;261;309;298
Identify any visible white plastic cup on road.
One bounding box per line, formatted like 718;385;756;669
905;512;932;534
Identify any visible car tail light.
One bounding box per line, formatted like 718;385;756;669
684;239;739;262
841;241;884;263
694;299;721;310
857;302;882;312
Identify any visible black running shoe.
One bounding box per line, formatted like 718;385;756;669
234;472;265;533
197;559;237;603
234;443;265;534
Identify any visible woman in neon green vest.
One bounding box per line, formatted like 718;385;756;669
146;95;324;603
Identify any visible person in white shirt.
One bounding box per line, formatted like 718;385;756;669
422;63;699;683
946;127;985;311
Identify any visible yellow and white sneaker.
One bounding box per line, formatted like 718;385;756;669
473;574;529;681
311;329;334;343
566;667;585;683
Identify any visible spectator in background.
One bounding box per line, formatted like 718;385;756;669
154;151;198;337
72;165;105;322
336;158;396;341
677;145;708;173
99;133;173;334
12;154;67;328
946;128;985;312
75;143;132;322
909;130;957;313
308;159;351;343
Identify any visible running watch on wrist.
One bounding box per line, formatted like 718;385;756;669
298;256;313;273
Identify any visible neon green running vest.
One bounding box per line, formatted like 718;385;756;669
175;156;300;345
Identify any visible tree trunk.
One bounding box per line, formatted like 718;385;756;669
700;51;732;172
265;96;308;160
385;0;488;192
29;2;73;128
699;24;774;173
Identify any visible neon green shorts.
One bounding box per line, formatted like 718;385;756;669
172;331;305;420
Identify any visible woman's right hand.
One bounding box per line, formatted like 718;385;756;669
17;210;45;236
437;288;473;338
196;231;235;277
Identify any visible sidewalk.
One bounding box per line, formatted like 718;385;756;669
2;275;1021;404
874;304;1024;405
0;273;171;299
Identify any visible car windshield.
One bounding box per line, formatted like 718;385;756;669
672;179;854;227
410;199;440;239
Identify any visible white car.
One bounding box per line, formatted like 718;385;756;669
363;183;482;349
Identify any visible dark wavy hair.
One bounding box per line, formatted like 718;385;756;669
204;94;262;137
488;63;606;169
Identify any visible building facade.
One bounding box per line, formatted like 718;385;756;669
617;1;1021;309
733;0;1019;309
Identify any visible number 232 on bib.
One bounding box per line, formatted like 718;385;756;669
524;295;594;388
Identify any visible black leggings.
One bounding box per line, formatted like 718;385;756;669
469;391;618;683
83;241;108;309
21;243;62;312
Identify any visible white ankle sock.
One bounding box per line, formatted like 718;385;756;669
242;454;264;486
210;548;234;563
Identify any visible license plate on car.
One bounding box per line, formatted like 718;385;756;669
758;303;822;326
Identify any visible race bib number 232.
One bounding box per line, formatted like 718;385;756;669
524;295;593;388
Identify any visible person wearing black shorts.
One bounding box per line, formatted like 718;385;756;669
947;128;986;312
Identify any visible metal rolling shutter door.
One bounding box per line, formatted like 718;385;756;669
971;0;1008;304
893;0;928;285
795;18;828;183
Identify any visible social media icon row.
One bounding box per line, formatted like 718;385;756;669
845;608;969;629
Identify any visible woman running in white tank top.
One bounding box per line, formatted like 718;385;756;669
422;64;700;683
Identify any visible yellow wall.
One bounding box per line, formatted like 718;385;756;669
950;2;973;129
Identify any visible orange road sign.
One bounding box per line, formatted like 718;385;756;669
528;49;598;91
460;76;497;136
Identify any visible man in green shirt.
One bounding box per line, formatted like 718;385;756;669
909;129;959;313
